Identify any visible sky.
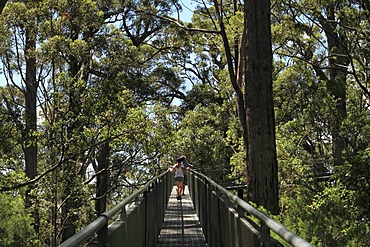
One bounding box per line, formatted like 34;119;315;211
178;0;196;22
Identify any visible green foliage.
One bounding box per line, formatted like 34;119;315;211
278;183;370;246
172;102;234;184
0;193;38;247
0;86;25;179
272;0;370;240
226;116;245;183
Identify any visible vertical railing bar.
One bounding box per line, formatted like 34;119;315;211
261;221;271;245
144;188;148;247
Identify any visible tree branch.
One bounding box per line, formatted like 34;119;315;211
149;13;220;34
0;0;7;14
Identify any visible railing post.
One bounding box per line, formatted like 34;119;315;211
97;220;108;246
261;221;270;245
157;177;162;241
120;206;127;221
205;180;212;246
202;177;208;240
143;189;149;247
120;206;128;246
237;188;243;199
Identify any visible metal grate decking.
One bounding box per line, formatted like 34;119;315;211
157;186;207;247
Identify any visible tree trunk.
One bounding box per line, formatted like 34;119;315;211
61;53;84;243
61;161;80;241
61;21;91;241
25;23;39;233
320;5;348;167
244;0;279;214
96;142;110;244
0;0;7;14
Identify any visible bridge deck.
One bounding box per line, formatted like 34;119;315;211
157;186;207;247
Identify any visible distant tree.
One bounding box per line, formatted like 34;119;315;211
24;2;39;234
174;102;234;184
0;0;43;234
272;0;370;244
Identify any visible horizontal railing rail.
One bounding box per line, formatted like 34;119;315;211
188;169;312;247
59;171;171;247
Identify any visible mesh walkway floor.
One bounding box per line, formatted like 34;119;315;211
157;186;207;247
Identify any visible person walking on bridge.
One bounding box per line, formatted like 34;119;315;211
169;157;186;200
179;156;193;196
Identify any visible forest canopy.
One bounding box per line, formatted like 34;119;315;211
0;0;369;246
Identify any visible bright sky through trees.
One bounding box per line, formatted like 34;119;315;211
0;0;195;87
178;0;195;22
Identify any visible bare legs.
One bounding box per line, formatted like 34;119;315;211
175;180;184;198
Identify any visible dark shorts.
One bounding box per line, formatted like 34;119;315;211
175;177;184;182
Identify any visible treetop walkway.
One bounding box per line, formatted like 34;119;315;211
59;170;312;247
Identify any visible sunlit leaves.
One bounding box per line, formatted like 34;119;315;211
0;193;38;246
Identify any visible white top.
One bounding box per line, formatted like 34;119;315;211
174;165;184;178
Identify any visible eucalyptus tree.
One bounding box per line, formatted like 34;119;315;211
173;102;236;184
273;0;370;170
271;0;370;244
272;0;370;179
24;3;39;234
41;0;186;243
0;0;187;244
86;0;184;200
179;0;278;213
37;0;105;240
241;0;279;214
0;0;52;235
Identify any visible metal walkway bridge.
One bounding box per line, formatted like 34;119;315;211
59;170;312;247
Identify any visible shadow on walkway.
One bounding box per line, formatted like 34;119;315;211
157;186;207;247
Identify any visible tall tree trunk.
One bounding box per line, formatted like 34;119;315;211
213;0;278;213
61;53;84;244
213;0;248;172
320;5;349;167
96;142;110;244
61;160;81;241
61;21;91;241
61;89;84;241
25;22;39;233
244;0;279;214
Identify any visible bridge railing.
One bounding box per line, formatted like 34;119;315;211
59;171;172;247
188;169;312;247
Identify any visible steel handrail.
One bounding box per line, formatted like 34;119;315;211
59;170;169;247
190;169;312;247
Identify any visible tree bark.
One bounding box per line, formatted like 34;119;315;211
319;5;348;167
25;22;39;233
244;0;279;214
96;142;110;245
61;18;91;242
213;0;248;172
